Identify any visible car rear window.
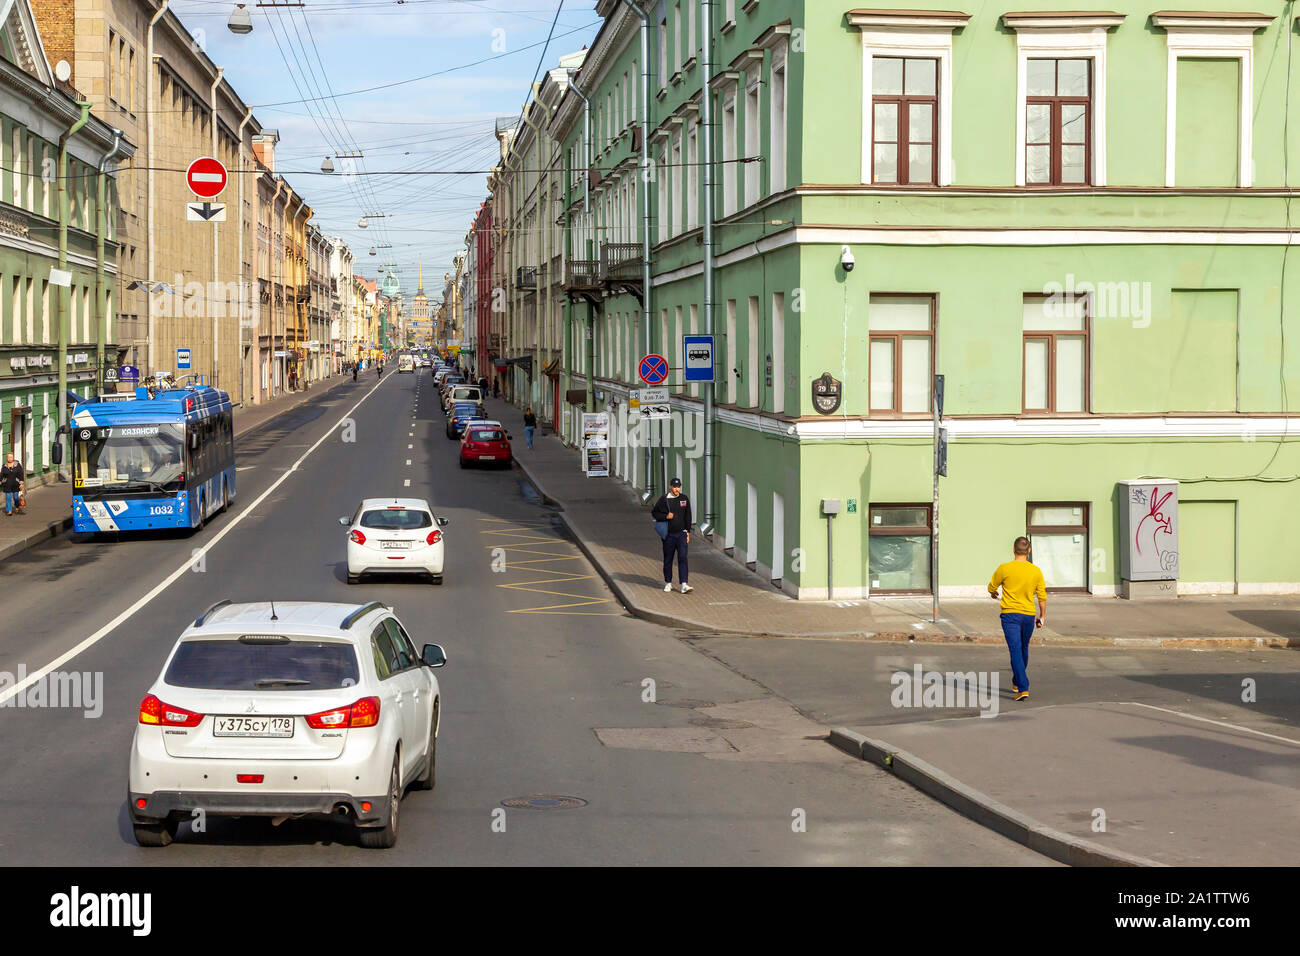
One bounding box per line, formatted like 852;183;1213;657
469;429;504;442
164;639;361;690
360;508;432;530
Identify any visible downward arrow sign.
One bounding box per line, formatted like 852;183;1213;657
187;202;226;222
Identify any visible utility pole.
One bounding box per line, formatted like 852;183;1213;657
701;0;715;532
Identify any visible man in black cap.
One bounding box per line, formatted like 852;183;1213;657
651;477;693;593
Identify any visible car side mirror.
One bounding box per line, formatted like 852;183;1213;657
436;516;449;527
51;441;64;465
338;516;350;526
422;643;447;668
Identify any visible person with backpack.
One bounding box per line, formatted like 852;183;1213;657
651;478;693;594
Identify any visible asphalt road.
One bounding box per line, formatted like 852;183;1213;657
0;370;1047;865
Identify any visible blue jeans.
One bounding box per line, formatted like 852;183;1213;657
663;531;689;584
4;491;17;513
524;425;535;448
1000;613;1035;692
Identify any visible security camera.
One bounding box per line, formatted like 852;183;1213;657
841;245;855;273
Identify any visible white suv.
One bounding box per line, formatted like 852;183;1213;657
128;600;446;849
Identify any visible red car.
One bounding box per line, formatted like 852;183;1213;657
459;422;513;468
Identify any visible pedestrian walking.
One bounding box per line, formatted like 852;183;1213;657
651;478;693;593
479;375;488;395
352;362;358;382
1;451;25;516
523;408;537;449
987;536;1046;701
492;377;500;398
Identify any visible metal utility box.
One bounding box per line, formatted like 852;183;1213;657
1117;480;1179;582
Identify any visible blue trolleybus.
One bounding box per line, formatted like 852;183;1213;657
69;382;235;533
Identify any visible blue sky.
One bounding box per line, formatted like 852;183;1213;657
171;0;601;300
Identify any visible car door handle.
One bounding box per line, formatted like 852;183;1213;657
393;691;403;702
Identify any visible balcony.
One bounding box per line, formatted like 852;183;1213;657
564;259;600;291
515;266;537;290
599;242;643;283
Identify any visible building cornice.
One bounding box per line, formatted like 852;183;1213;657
1149;10;1274;30
847;9;971;29
1000;11;1126;30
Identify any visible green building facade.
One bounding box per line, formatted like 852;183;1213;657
543;1;1300;599
0;0;129;489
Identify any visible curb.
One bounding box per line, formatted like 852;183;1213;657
0;375;355;563
828;728;1164;868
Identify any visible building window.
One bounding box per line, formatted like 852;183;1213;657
771;291;785;413
670;133;682;235
659;17;668;89
686;121;699;230
871;57;937;185
722;90;737;216
674;1;682;74
771;46;787;191
725;298;737;403
744;73;760;207
1022;293;1088;414
868;294;933;415
1025;58;1091;185
1026;502;1089;590
657;145;668;243
869;504;932;593
747;295;759;407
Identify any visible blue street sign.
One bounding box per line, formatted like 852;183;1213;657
682;335;715;382
118;364;140;383
638;353;669;386
176;348;191;370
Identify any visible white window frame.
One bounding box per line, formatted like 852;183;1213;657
722;87;738;216
851;13;965;187
1003;14;1124;187
770;43;788;192
1154;13;1273;188
744;72;761;208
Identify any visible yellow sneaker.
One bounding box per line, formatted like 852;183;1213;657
1015;691;1029;702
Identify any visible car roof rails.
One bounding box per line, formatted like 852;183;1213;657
194;599;233;627
340;601;389;630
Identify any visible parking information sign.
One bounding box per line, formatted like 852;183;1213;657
683;335;714;382
638;386;670;419
176;348;191;370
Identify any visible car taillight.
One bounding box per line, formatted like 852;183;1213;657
349;529;366;545
236;774;264;784
138;693;203;727
305;697;381;729
426;529;442;545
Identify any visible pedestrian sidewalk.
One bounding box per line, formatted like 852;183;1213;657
0;375;356;562
486;396;1300;649
833;701;1300;866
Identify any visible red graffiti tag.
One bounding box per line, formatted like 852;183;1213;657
1135;486;1174;558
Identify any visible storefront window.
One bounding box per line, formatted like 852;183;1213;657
868;504;932;593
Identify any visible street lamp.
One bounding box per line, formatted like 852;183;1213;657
320;156;334;174
227;4;253;34
358;217;368;229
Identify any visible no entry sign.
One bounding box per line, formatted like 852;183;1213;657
186;157;228;199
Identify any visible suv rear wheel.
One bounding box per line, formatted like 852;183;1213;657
357;755;401;849
133;816;179;847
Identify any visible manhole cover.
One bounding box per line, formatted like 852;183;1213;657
501;795;588;810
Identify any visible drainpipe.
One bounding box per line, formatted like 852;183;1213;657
146;0;170;377
700;0;715;532
96;129;125;399
619;0;653;492
236;105;253;405
565;70;592;433
57;99;92;480
209;67;223;391
519;101;545;416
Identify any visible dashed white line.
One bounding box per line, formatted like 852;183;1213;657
405;459;412;466
403;479;411;487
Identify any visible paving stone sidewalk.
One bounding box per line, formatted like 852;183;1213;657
487;396;1300;649
0;375;358;561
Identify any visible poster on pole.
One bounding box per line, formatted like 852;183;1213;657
581;411;610;477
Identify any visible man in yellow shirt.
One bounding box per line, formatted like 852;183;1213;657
988;536;1046;701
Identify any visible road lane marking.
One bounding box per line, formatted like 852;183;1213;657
404;479;411;486
1126;702;1300;746
408;444;413;449
0;374;390;709
406;459;412;466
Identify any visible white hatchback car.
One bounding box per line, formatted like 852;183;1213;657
128;600;446;849
343;498;447;585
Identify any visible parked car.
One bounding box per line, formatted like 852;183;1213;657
445;401;481;439
460;422;512;469
128;600;447;849
343;498;448;585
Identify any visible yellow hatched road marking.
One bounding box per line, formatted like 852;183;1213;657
479;518;620;616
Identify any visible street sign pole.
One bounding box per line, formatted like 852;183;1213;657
932;373;944;624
